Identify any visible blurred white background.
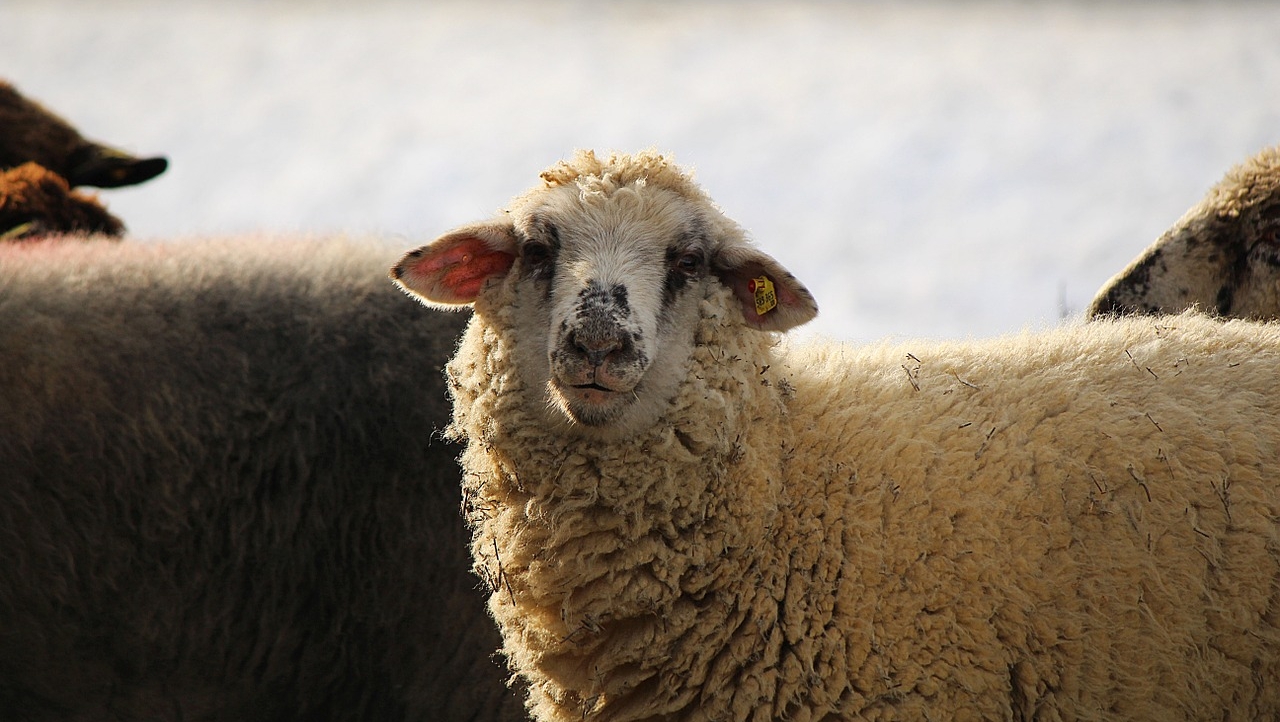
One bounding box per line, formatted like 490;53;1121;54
4;0;1278;341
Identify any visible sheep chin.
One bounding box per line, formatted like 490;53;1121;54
546;379;628;428
542;376;675;441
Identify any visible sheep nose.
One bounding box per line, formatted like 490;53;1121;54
571;331;623;366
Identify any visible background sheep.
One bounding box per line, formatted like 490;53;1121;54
0;162;123;239
0;79;167;189
0;80;169;239
0;236;523;721
393;150;1280;721
1090;144;1280;319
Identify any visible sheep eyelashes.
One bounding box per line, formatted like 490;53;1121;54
394;150;1280;722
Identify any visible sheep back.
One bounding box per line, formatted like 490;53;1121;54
0;236;521;721
781;314;1280;719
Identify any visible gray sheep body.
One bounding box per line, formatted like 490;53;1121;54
0;236;521;721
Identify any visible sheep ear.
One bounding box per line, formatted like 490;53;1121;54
712;245;818;331
66;145;169;188
391;221;518;307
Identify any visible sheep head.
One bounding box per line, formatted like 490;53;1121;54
0;80;168;189
1089;144;1280;319
393;150;817;439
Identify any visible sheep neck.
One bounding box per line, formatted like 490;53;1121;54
447;284;797;721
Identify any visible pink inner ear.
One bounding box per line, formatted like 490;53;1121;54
404;235;515;302
773;278;805;306
713;251;816;331
440;247;514;300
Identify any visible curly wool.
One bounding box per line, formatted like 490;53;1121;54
1196;144;1280;219
780;319;1280;720
450;276;1280;721
536;149;712;206
451;280;801;721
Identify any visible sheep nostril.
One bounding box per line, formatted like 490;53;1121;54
571;331;623;367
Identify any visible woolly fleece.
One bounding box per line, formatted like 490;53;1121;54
444;182;1280;721
0;236;522;722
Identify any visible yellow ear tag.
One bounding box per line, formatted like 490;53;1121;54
749;275;778;316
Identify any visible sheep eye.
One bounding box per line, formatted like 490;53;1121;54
1250;226;1280;256
522;242;552;268
673;251;703;275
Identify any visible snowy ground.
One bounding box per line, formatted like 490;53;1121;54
5;0;1278;342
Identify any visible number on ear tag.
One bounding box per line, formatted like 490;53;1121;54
749;275;777;316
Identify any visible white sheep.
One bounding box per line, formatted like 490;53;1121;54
392;150;1280;721
0;236;523;722
1090;144;1280;319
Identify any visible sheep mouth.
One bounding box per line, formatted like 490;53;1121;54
547;347;648;427
560;381;625;404
551;371;635;398
548;377;637;428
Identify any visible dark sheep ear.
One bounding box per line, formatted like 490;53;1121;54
391;222;519;308
65;145;168;188
712;244;818;331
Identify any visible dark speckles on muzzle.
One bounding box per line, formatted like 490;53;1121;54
551;280;650;389
574;281;631;328
570;281;633;359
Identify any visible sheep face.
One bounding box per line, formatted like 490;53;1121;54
392;151;818;439
528;183;703;432
1090;145;1280;319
